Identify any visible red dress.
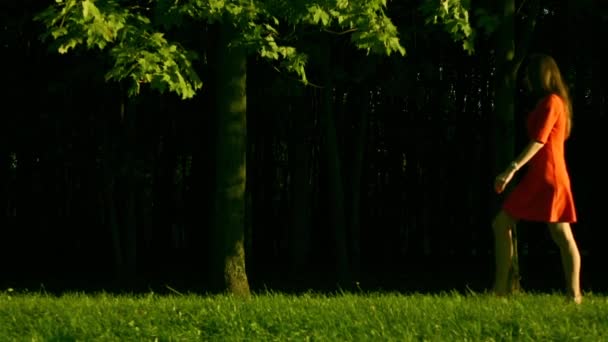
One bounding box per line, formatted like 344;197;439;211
502;94;577;223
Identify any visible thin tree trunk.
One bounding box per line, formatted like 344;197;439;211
212;22;250;296
349;86;369;280
122;98;138;283
0;144;9;268
288;83;312;276
187;85;215;283
493;0;540;292
493;0;520;293
319;36;349;285
101;118;123;278
151;109;176;268
0;147;7;222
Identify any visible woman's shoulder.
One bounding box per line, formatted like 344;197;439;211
534;93;563;109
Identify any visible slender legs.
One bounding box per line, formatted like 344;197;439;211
492;211;582;303
548;222;582;303
492;210;517;296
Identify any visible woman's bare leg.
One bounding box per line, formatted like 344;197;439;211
548;222;582;303
492;210;517;295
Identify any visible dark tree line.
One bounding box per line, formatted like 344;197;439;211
1;0;607;294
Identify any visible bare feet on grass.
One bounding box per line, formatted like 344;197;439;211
568;294;583;305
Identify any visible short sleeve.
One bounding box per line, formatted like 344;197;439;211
528;94;561;144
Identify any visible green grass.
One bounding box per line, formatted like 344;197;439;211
1;289;607;341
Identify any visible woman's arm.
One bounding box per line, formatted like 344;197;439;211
494;140;545;194
510;140;545;170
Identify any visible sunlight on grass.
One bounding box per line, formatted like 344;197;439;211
1;289;607;340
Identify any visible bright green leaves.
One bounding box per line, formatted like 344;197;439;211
298;0;406;56
175;0;407;83
347;2;406;56
420;0;475;54
259;35;292;60
106;31;202;99
37;0;465;99
336;0;350;10
307;5;332;26
174;0;260;24
36;0;128;53
236;14;310;84
36;0;84;53
80;0;128;49
36;0;201;99
81;0;100;20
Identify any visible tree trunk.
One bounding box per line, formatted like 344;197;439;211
288;83;312;276
319;36;349;285
151;107;177;269
101;118;124;278
0;142;9;269
493;0;540;293
0;146;7;221
122;98;138;284
212;22;250;296
493;0;520;293
348;85;369;280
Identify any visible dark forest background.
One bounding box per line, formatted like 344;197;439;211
2;0;607;294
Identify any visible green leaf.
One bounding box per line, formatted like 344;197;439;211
419;0;475;54
38;0;409;98
463;38;474;54
58;39;81;54
82;0;100;19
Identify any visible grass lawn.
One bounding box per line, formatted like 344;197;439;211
1;289;607;341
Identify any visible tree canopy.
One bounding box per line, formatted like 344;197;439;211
35;0;474;99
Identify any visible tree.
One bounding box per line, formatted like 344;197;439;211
492;0;540;293
35;0;408;295
36;0;475;294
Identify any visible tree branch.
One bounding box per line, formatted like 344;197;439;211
516;0;528;15
272;66;323;88
322;28;358;35
513;0;540;70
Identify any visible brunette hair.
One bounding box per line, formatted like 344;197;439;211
524;53;573;137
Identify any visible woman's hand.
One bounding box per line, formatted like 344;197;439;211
494;167;516;194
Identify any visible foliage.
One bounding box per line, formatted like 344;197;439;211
35;0;476;99
35;0;407;98
420;0;475;54
35;0;202;99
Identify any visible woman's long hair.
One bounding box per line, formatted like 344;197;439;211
524;53;573;137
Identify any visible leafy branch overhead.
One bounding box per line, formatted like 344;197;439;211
36;0;202;99
420;0;476;54
36;0;473;99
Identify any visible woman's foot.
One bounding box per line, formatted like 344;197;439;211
567;294;583;305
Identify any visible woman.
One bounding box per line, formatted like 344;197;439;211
492;53;582;303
